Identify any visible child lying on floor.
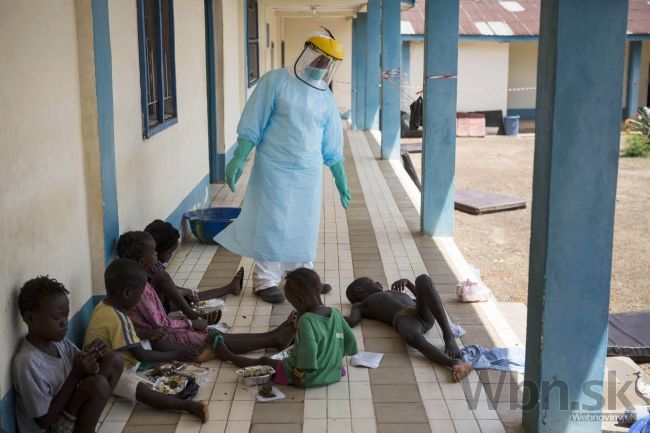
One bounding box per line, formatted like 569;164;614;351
345;274;473;382
84;259;207;421
116;231;296;363
144;219;244;319
212;268;358;388
13;276;123;433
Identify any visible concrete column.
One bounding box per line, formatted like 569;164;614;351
380;0;401;159
420;0;459;236
402;40;411;85
365;0;380;130
351;17;359;129
626;40;642;119
523;1;628;432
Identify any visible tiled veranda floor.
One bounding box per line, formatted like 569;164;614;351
95;129;525;433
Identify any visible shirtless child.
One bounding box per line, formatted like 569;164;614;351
345;274;473;382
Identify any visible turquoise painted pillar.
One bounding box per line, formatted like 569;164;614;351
626;41;642;119
420;0;459;236
365;0;381;130
351;17;359;129
356;13;368;130
380;0;401;159
523;1;628;432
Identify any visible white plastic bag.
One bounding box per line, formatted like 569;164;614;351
456;279;492;302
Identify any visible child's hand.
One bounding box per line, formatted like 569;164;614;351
178;347;200;362
73;352;100;377
391;279;415;293
191;319;208;331
85;339;109;358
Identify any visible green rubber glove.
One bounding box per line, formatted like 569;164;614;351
225;138;254;192
329;160;351;209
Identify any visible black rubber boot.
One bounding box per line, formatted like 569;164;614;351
255;286;285;303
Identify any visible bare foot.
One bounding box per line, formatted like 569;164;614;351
231;267;245;296
196;347;215;363
444;340;463;359
272;316;297;350
451;363;473;382
187;401;208;423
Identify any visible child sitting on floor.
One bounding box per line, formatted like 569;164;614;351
143;219;244;319
116;231;219;360
212;268;358;388
84;259;207;421
345;274;473;382
13;276;123;433
117;230;298;363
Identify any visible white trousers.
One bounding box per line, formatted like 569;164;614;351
253;260;313;291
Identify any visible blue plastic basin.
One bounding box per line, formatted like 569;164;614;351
183;207;241;245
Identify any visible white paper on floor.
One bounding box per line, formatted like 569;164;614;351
350;351;384;368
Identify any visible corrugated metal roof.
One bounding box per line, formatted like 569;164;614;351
402;0;650;36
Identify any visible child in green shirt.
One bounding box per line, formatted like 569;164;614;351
212;268;358;388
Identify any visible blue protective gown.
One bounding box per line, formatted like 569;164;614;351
215;68;344;262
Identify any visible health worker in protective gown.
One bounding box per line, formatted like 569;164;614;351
215;29;351;304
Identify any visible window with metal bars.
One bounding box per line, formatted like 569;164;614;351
247;0;259;87
137;0;177;138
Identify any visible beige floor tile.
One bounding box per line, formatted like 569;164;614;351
445;400;475;420
211;382;236;401
376;424;431;433
207;401;232;421
351;419;377;433
228;400;254;421
252;402;303;423
413;366;437;383
369;368;416;385
428;419;456;433
349;381;372;399
105;401;135;422
476;420;506;433
199;421;226;433
127;405;180;425
370;384;420;403
304;399;327;419
374;403;428;424
233;383;255;401
327;381;350;399
347;367;370;382
440;382;468;400
224;420;251;433
417;382;443;400
303;419;327;433
350;399;374;419
305;386;327;400
122;426;177;433
175;421;201;433
422;399;450;420
98;422;127;433
327;399;351;418
453;419;481;433
328;418;352;433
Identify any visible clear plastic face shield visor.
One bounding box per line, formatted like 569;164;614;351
294;44;341;91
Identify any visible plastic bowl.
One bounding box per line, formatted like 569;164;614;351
183;207;241;245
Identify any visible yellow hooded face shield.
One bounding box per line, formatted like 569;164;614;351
294;29;344;91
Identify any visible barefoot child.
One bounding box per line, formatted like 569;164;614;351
345;274;473;382
12;276;123;433
144;219;244;319
116;231;221;354
84;259;207;421
213;268;358;388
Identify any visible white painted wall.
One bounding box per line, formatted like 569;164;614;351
219;0;246;157
408;41;510;114
507;42;538;110
0;0;95;394
282;17;353;111
109;0;210;232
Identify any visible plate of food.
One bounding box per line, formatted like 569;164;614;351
155;374;189;395
235;365;275;386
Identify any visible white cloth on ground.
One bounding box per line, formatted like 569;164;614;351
460;344;525;373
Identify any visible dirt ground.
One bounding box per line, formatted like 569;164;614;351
409;135;650;313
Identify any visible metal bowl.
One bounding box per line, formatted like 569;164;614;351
236;365;275;386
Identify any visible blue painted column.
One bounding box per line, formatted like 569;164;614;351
420;0;459;236
356;13;368;130
92;0;119;264
351;17;359;129
365;0;381;130
380;0;401;159
523;1;628;432
626;41;642;119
